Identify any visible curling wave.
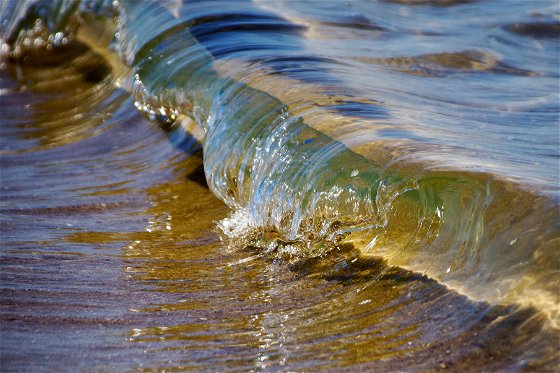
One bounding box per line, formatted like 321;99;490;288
2;0;558;327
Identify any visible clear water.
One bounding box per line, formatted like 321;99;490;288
1;0;559;371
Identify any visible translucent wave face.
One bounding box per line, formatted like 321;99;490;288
92;0;560;323
3;0;558;326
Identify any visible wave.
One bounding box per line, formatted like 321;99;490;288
2;0;558;327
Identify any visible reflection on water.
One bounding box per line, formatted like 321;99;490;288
1;0;559;371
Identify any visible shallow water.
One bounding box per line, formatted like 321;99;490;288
1;0;559;371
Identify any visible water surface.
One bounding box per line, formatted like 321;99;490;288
1;0;559;371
